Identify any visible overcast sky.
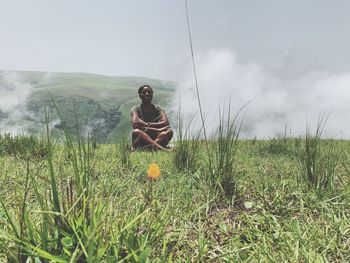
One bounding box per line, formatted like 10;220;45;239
1;0;350;137
1;0;349;80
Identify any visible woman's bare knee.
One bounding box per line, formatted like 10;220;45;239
132;129;142;136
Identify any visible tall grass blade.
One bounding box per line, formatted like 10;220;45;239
45;107;61;215
300;115;340;190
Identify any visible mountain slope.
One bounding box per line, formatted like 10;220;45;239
0;70;175;142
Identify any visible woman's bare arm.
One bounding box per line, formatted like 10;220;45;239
148;111;170;128
131;111;147;129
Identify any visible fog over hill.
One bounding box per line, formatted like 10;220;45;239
174;49;350;139
2;58;350;142
0;70;175;142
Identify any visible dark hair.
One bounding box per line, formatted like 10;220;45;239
138;85;153;95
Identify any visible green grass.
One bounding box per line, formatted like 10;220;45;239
299;118;342;191
0;135;350;262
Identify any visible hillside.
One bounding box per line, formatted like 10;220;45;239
0;70;176;142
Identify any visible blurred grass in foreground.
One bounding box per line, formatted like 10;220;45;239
0;134;349;261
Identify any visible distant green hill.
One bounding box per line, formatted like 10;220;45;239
0;70;176;142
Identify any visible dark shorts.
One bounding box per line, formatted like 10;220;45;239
132;128;172;150
132;130;160;149
146;131;160;140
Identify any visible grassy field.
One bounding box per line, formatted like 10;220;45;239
0;132;349;262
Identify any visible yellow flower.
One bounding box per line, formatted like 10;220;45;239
147;163;160;180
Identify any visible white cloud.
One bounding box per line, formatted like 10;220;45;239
0;71;34;134
0;71;34;112
175;49;350;138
